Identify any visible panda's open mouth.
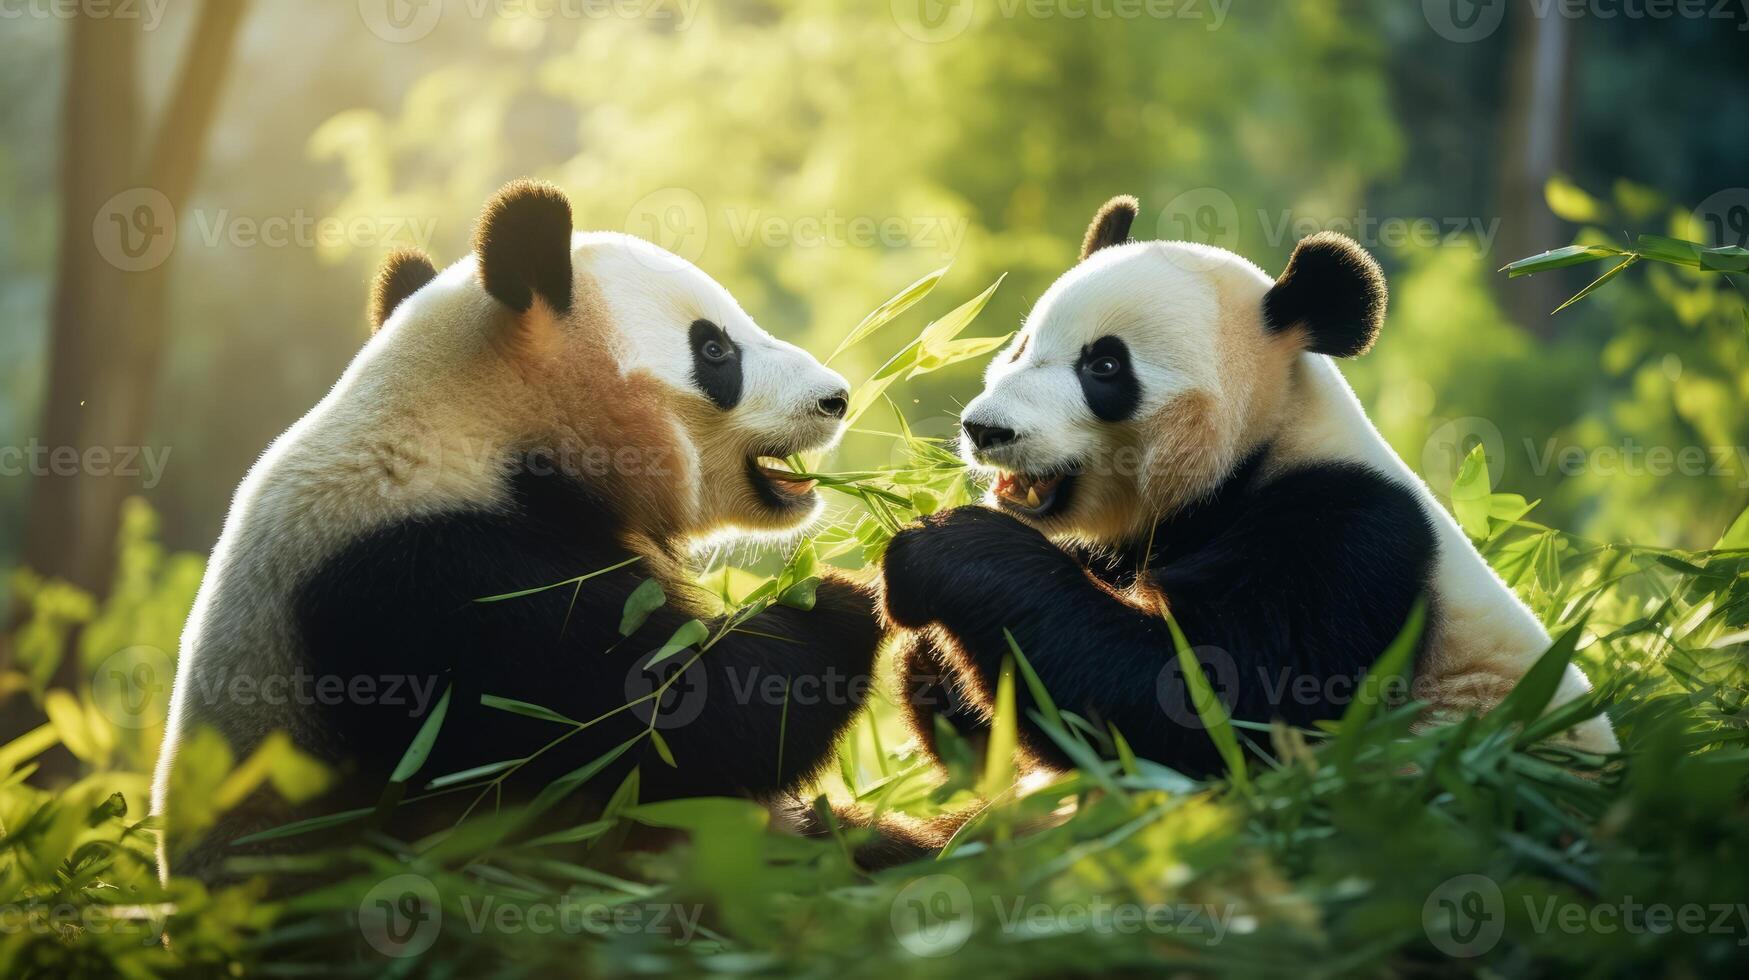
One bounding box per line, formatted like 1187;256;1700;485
747;454;821;511
992;470;1075;518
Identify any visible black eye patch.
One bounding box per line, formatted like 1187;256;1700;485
1076;335;1140;422
689;319;742;410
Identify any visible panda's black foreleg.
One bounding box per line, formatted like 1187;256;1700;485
772;794;982;871
894;629;992;764
632;572;885;800
881;506;1200;773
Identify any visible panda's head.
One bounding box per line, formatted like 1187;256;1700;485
368;181;850;543
959;196;1386;545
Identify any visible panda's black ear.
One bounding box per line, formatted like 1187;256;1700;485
474;179;574;316
1263;232;1386;358
369;248;438;334
1080;195;1139;261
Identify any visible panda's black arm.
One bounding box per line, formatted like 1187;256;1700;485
882;507;1186;770
882;477;1433;776
294;493;882;806
620;572;884;798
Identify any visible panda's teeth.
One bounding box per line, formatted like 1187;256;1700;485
755;455;793;474
752;455;817;498
1025;487;1041;508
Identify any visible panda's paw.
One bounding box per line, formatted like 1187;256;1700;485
880;505;1049;627
878;537;936;629
880;516;956;628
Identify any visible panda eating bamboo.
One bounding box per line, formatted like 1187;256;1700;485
883;195;1618;780
151;180;903;881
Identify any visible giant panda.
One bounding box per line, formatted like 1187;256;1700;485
881;195;1618;781
152;180;895;881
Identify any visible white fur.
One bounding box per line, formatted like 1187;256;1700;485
580;233;850;440
960;239;1618;754
152;232;850;826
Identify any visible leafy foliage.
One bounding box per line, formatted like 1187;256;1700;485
3;274;1748;977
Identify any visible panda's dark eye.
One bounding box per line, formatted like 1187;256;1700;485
689;319;743;409
1077;336;1139;422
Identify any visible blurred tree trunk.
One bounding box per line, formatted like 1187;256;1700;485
1494;2;1577;337
14;3;248;681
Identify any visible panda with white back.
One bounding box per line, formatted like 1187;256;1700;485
882;195;1618;778
152;180;901;881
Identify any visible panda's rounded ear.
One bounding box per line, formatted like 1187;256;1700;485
1080;194;1139;261
1263;232;1386;358
369;248;439;334
474;179;574;317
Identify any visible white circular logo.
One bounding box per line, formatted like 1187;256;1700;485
623;187;709;272
1154;188;1240;272
1423;0;1506;43
1691;188;1749;251
890;0;976;43
359;873;442;958
1157;644;1240;730
92;645;175;730
891;873;974;957
358;0;443;43
1421;416;1505;495
93;187;176;273
1423;873;1504;958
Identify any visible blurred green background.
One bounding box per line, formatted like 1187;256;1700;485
3;0;1747;600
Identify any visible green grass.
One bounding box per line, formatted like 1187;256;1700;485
3;270;1748;978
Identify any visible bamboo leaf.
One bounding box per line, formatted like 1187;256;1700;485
907;333;1015;378
824;265;948;365
526;735;644;817
1552;254;1641;313
1332;599;1426;772
230;806;375;846
1451;443;1493;539
424;757;525;790
1004;628;1063;732
1501;243;1624;277
1163;611;1247;791
389;684;451;784
1491;615;1589;734
917;274;1005;353
619;578;667;637
649;730;677;767
979;656;1019;799
473;556;640;603
644;619;710;668
480;695;580;727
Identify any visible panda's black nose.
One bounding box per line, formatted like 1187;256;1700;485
815;390;849;419
963;421;1017;451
